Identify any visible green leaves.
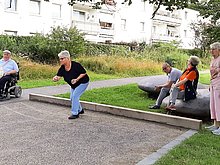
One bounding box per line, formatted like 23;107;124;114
146;0;199;18
193;0;220;24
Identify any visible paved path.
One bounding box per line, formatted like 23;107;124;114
0;76;194;165
24;75;166;97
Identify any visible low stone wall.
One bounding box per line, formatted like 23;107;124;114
29;93;202;130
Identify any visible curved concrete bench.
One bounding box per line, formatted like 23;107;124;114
138;75;167;94
138;77;210;117
162;89;210;117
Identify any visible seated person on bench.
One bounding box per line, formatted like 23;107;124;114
0;50;19;94
149;62;182;109
165;56;200;111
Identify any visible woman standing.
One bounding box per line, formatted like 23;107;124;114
205;42;220;135
53;50;89;119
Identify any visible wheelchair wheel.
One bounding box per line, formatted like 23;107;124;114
14;86;22;98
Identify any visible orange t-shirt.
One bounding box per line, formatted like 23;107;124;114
179;68;196;91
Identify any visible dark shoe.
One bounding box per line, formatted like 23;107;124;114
79;109;84;114
149;105;160;109
68;115;79;119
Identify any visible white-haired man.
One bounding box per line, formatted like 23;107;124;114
0;50;19;94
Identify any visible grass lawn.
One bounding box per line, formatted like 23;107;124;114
155;129;220;165
57;83;165;113
199;73;210;85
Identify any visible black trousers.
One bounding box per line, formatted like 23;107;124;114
0;75;12;92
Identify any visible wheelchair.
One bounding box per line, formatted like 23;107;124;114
0;72;22;100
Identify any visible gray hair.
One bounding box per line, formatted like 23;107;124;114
58;50;70;59
189;55;200;66
210;42;220;50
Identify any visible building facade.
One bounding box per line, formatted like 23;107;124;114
0;0;201;49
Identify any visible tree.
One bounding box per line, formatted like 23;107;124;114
191;21;212;57
142;0;199;18
192;0;220;25
190;0;220;51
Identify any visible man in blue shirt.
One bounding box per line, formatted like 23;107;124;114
0;50;19;93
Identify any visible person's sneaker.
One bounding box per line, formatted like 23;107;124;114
79;109;84;114
149;105;160;109
212;128;220;135
205;125;219;131
68;114;79;120
165;105;176;111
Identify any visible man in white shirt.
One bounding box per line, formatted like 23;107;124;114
0;50;19;93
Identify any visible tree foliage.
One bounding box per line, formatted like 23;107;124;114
142;0;199;18
190;0;220;53
192;0;220;24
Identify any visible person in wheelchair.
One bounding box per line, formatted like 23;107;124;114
0;50;20;99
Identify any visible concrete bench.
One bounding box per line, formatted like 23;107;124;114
162;89;210;117
138;78;210;117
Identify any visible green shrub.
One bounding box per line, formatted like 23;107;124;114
84;43;129;56
0;26;86;64
0;35;17;52
25;26;85;63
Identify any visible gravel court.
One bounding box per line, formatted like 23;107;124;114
0;101;187;165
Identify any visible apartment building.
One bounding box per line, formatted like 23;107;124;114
0;0;71;35
0;0;200;49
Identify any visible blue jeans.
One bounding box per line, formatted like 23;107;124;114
70;82;89;115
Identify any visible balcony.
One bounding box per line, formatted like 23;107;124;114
151;33;181;43
72;20;100;36
99;28;114;39
153;10;182;25
72;20;114;41
72;0;98;10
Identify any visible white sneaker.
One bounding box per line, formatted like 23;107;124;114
205;125;219;131
212;128;220;135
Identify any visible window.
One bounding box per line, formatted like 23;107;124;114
184;11;188;20
73;10;85;21
100;22;112;29
167;25;176;37
184;30;187;37
52;3;61;18
104;0;115;6
30;32;37;35
140;22;145;32
30;0;41;15
4;30;17;36
121;19;126;30
4;0;17;11
152;26;156;33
